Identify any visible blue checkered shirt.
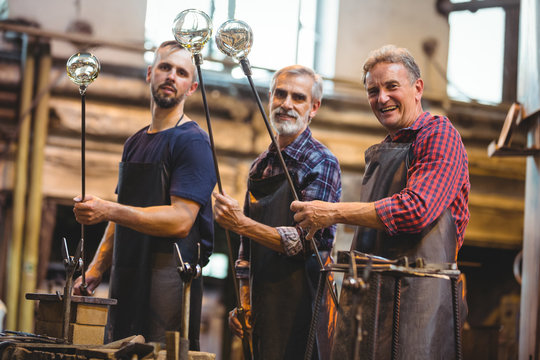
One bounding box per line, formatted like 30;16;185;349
236;127;342;277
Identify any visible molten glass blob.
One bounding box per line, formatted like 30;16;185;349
215;19;253;62
172;9;212;55
66;52;100;87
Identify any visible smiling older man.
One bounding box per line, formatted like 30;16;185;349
213;65;341;359
291;45;470;359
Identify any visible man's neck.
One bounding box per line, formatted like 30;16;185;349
148;102;186;133
276;127;305;150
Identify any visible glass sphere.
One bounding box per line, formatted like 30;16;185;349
172;9;212;54
66;52;100;87
215;19;253;62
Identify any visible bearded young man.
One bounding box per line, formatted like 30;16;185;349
72;41;216;349
213;65;342;359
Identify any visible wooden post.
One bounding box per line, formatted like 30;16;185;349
516;0;540;358
6;46;35;331
19;43;53;332
519;120;540;359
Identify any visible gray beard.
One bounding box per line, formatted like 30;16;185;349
270;108;309;136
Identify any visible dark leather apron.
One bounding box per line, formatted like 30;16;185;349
331;141;465;360
106;161;203;349
247;173;335;360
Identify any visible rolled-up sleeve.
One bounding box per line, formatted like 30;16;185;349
276;226;303;256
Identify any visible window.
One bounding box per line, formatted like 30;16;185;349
144;0;338;78
447;7;505;104
444;0;519;104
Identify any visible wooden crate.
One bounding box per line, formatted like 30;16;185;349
26;293;116;345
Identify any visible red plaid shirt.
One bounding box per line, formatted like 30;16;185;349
374;112;470;248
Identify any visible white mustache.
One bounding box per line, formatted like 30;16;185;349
272;108;299;120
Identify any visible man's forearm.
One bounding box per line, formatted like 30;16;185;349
88;222;114;276
333;202;385;229
76;195;200;238
234;217;285;253
292;200;385;235
106;202;194;238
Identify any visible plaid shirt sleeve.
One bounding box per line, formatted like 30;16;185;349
374;117;468;237
273;155;341;256
299;157;342;251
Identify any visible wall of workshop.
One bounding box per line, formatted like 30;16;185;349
7;0;147;67
335;0;449;98
0;0;526;355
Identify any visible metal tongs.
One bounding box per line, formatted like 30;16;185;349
174;242;201;358
60;237;83;342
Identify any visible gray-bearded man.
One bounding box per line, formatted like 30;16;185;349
213;65;342;359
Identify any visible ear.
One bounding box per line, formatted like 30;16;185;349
309;99;321;119
146;65;152;83
186;81;199;97
414;78;424;103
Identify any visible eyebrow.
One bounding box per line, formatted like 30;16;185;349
274;87;308;98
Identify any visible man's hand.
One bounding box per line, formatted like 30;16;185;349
73;267;102;296
213;192;246;232
228;307;252;338
73;195;110;225
290;200;336;240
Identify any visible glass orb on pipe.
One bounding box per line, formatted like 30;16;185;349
215;19;253;62
172;9;212;55
66;52;100;94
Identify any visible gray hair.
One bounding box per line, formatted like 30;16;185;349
270;65;323;103
362;45;421;86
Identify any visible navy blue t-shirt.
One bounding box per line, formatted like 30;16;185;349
119;121;217;265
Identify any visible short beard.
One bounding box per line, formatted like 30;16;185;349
270;108;309;136
151;84;184;109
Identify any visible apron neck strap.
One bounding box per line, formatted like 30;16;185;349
174;113;185;127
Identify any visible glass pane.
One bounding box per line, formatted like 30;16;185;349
144;0;338;77
235;0;300;70
447;7;505;104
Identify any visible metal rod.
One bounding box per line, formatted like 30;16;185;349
452;277;463;360
181;281;192;339
80;90;86;290
369;273;381;360
240;59;298;201
304;271;326;360
239;58;338;308
193;53;240;305
62;272;73;342
193;54;253;360
353;292;363;360
391;278;402;360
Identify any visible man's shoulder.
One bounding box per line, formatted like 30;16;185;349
169;121;211;145
302;134;339;164
416;113;460;138
124;126;149;147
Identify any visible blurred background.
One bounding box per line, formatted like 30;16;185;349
0;0;538;359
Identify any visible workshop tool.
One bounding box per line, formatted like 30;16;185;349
330;250;463;360
66;52;100;296
60;237;82;342
172;10;253;360
174;243;201;360
215;19;339;310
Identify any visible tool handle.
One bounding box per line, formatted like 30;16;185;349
237;307;253;360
